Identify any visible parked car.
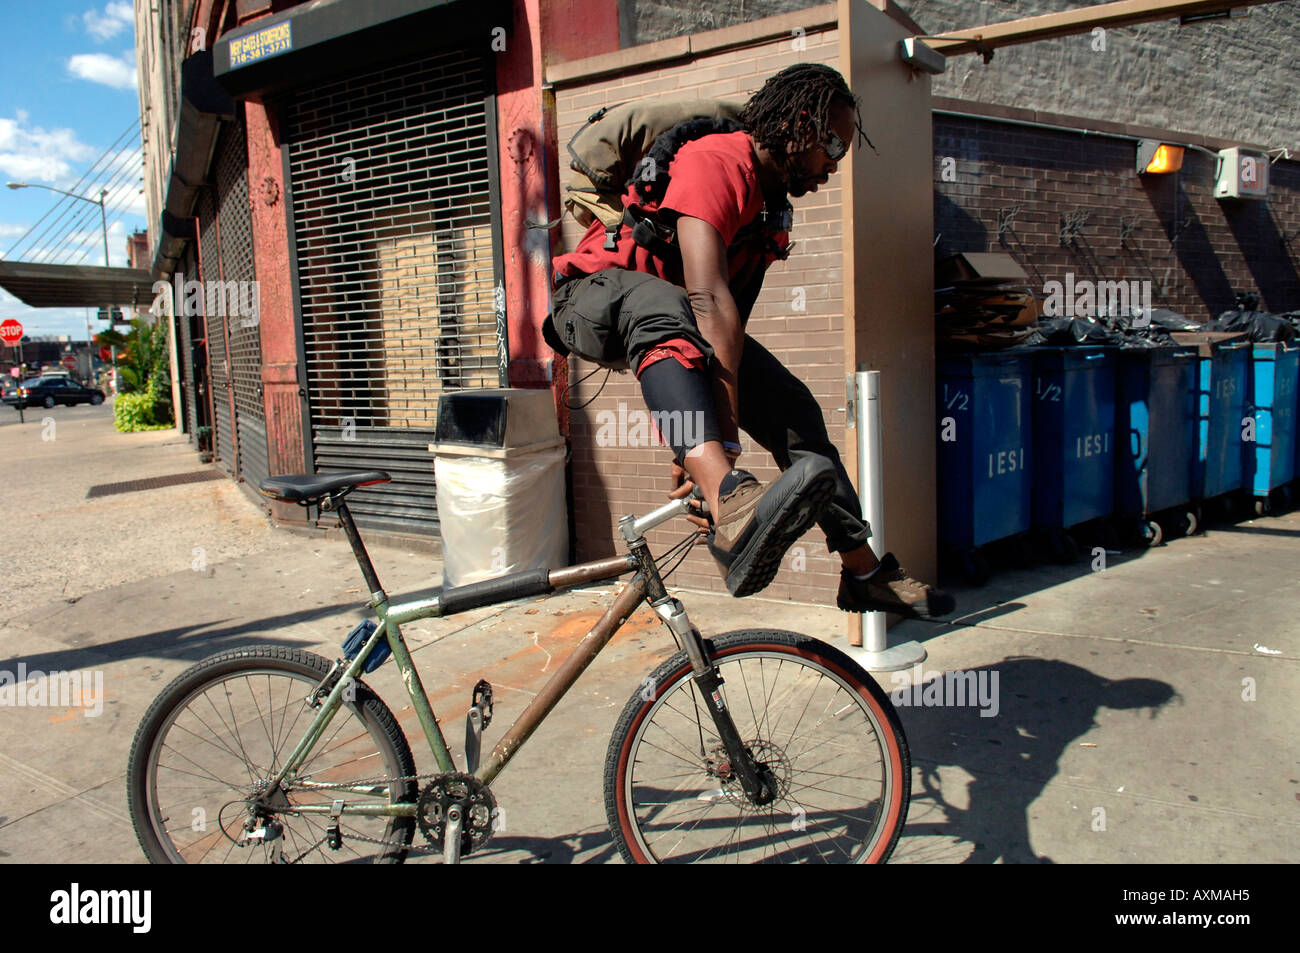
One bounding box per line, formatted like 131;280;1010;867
4;376;106;409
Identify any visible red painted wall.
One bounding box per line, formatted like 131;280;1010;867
244;99;306;523
495;0;619;428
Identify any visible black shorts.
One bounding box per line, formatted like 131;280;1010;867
546;269;714;373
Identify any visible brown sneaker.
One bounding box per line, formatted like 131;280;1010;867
837;552;956;619
708;469;767;555
707;459;836;597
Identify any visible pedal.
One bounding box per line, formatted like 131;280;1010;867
463;680;494;774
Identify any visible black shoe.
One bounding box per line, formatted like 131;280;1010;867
708;458;836;597
837;552;956;619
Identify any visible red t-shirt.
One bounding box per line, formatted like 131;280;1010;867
552;130;789;290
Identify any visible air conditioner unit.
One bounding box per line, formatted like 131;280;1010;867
1214;147;1269;200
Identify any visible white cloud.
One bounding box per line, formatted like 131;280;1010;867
83;2;134;43
67;52;138;91
0;115;98;184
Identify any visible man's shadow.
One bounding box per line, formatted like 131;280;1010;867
894;656;1175;863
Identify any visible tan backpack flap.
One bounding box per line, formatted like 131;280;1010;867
564;98;745;230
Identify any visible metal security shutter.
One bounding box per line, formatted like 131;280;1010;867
286;49;503;535
197;187;236;476
177;307;196;437
181;243;207;441
214;117;269;488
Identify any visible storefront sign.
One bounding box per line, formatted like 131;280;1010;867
228;21;292;67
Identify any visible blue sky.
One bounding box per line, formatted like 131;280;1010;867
0;1;146;340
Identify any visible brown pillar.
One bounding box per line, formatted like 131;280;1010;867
839;0;938;631
245;98;308;522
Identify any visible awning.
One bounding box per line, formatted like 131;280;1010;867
213;0;505;98
151;49;234;279
0;259;156;308
152;209;198;282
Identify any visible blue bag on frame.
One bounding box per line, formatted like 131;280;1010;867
341;619;391;673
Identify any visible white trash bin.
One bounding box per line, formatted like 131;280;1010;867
431;389;568;588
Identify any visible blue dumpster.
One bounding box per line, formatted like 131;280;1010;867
1246;341;1299;504
1032;347;1117;533
1191;338;1251;501
1115;347;1199;533
936;351;1034;551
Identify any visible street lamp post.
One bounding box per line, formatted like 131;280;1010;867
7;181;112;388
5;181;109;266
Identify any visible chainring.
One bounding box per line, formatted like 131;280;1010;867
416;772;498;855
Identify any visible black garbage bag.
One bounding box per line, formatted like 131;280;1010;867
1117;326;1177;348
1032;315;1123;346
1145;307;1202;331
1204;309;1296;342
1108;306;1199;332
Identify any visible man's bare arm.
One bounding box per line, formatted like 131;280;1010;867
677;215;744;446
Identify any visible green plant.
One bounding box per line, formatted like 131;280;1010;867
101;318;174;431
114;392;170;431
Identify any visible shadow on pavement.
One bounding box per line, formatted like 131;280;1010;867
0;602;356;674
469;829;618;865
897;657;1176;863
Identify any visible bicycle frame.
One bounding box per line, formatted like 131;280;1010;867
272;494;709;821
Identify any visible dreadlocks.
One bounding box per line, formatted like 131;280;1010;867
738;63;875;162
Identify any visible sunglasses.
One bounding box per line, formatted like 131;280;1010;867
821;131;849;161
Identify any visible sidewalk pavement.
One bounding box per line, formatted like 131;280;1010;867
1;405;1296;863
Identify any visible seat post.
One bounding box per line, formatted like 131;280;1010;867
334;500;385;597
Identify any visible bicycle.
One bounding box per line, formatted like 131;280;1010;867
127;469;911;864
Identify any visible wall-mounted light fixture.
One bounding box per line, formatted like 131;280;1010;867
1136;140;1185;175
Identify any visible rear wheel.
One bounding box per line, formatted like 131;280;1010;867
127;645;416;864
42;395;54;408
605;630;910;864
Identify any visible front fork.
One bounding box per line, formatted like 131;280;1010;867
652;596;779;806
619;515;776;807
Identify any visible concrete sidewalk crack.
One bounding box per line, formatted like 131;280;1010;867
0;752;131;831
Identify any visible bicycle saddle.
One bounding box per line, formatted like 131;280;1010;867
258;470;391;503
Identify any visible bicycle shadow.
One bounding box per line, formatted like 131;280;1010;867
438;829;619;865
891;657;1176;864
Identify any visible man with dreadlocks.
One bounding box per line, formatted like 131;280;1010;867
545;63;953;618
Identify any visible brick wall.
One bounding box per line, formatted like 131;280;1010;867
910;0;1300;153
934;114;1300;320
624;1;1300;154
554;26;849;604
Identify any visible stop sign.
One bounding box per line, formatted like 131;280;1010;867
0;319;21;346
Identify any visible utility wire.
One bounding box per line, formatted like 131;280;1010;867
5;123;138;258
4;119;143;264
40;153;142;264
25;145;140;263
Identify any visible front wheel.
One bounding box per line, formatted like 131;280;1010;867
90;393;104;405
127;645;416;863
605;630;910;864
